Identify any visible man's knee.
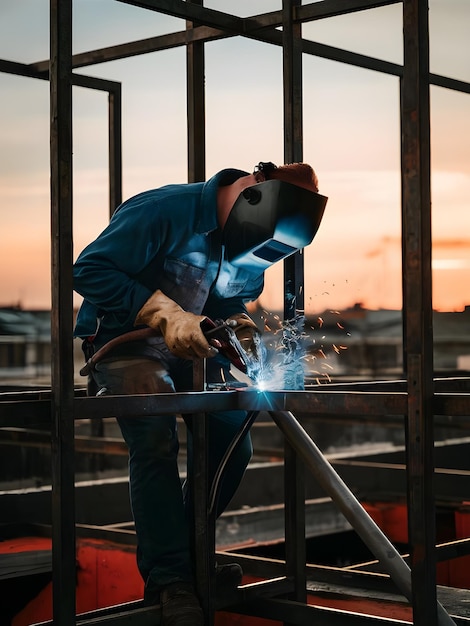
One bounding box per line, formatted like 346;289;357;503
118;415;179;460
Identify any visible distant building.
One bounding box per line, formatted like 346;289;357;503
0;304;469;387
302;303;470;380
0;307;51;383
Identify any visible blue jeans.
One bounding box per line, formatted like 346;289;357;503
91;355;252;589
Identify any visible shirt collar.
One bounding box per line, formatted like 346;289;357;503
197;168;249;233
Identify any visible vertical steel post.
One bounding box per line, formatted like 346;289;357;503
50;0;76;623
109;84;122;217
186;3;212;623
192;359;214;626
401;1;439;625
282;0;307;612
187;0;205;183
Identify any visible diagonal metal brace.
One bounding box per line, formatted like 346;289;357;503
268;410;457;626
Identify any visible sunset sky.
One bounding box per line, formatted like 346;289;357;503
0;0;469;314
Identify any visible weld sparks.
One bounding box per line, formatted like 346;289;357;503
257;309;350;387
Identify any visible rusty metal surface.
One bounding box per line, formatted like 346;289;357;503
401;1;438;623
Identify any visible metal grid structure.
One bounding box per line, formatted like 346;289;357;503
1;1;470;625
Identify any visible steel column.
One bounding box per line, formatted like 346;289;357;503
186;2;211;621
401;1;439;625
108;84;122;216
186;0;206;183
50;0;76;623
282;0;307;614
282;0;305;319
192;358;215;626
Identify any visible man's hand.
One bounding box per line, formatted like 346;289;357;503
135;290;216;360
225;313;262;361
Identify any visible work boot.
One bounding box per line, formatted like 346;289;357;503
215;562;243;592
160;582;204;626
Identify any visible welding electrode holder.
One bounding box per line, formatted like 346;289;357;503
200;317;251;374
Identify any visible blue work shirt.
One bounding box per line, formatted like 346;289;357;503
73;168;265;351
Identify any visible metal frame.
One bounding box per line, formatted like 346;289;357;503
1;1;470;625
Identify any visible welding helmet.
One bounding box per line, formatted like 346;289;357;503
223;162;328;271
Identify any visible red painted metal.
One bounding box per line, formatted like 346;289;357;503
0;536;51;556
363;502;409;544
11;537;143;625
7;501;470;625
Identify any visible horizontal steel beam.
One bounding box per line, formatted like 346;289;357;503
36;601;159;626
116;0;400;28
297;0;402;22
116;0;249;32
21;3;468;95
0;427;128;456
1;389;469;428
118;0;397;32
29;25;403;76
217;497;353;548
0;58;120;92
232;596;410;625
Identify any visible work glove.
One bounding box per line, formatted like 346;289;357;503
135;290;215;360
225;313;264;367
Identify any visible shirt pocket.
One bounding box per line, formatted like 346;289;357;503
211;264;251;299
217;281;248;298
159;258;208;312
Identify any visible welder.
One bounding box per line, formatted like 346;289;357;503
73;161;327;626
